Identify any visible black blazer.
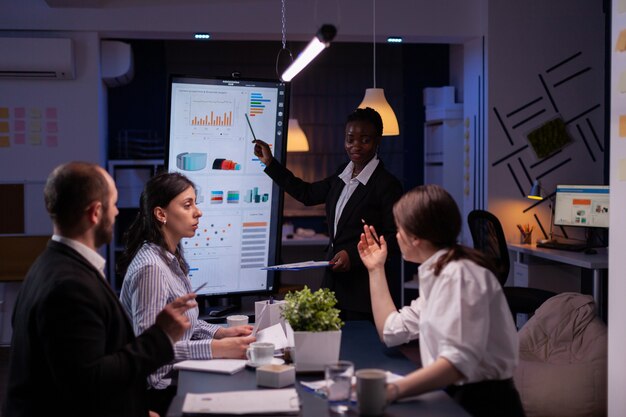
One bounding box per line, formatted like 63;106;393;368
266;158;403;313
4;240;173;417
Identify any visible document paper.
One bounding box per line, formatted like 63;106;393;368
173;359;246;375
182;388;300;414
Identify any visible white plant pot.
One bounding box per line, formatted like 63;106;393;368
292;330;342;372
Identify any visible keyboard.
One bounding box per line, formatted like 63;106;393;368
536;241;588;252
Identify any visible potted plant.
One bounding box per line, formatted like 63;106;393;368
281;286;344;372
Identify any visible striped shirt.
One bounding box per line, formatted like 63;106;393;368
120;242;220;389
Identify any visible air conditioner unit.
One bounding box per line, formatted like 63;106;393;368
0;37;75;80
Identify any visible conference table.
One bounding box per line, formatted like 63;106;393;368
167;321;470;416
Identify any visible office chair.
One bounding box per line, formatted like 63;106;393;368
467;210;555;323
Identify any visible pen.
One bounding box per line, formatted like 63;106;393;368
192;282;208;293
244;113;258;143
361;219;381;247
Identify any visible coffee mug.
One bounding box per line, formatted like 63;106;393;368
356;369;387;416
246;342;275;366
226;314;249;327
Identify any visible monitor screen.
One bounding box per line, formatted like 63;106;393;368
166;75;289;296
553;185;609;228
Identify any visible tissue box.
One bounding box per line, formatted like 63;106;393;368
256;364;296;388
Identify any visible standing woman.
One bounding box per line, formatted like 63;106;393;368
118;172;255;416
253;107;403;321
357;185;525;417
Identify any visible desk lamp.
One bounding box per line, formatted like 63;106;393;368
527;179;554;244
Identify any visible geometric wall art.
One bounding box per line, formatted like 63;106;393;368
491;51;604;239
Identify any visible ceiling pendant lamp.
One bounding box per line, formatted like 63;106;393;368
286;119;309;152
357;0;399;136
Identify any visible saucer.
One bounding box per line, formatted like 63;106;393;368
246;358;285;368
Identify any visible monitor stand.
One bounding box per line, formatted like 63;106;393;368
198;295;241;318
585;228;608;249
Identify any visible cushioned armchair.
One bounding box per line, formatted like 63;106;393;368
513;293;607;417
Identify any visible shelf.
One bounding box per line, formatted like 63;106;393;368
107;159;163;291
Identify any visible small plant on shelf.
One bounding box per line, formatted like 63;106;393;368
281;286;343;332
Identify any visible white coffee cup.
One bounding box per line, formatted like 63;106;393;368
226;314;249;327
356;369;388;416
246;342;275;366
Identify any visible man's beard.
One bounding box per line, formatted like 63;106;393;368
94;211;113;248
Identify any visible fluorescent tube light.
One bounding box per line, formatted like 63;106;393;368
281;24;336;82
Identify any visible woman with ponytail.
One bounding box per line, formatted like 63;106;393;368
358;184;525;417
118;172;254;416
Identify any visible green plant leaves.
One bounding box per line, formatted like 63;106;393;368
281;286;344;332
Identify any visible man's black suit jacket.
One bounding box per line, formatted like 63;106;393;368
4;240;174;417
265;158;403;314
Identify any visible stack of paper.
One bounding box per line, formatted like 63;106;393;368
182;388;300;415
173;359;247;375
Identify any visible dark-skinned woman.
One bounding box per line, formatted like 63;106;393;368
253;107;403;321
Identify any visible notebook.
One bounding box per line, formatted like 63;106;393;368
173;359;247;375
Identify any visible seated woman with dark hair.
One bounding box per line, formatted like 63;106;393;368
118;172;255;416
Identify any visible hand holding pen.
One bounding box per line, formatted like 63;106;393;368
361;219;381;247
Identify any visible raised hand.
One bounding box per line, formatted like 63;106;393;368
357;224;388;271
253;139;274;166
154;293;196;343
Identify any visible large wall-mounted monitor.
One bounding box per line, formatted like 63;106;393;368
554;185;609;228
166;75;289;300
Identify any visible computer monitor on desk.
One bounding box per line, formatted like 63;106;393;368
543;185;609;250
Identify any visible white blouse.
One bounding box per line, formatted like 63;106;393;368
382;249;518;384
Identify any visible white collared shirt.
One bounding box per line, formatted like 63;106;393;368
333;156;380;237
52;234;106;279
382;249;518;384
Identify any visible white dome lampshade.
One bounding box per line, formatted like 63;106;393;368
358;88;400;136
287;119;310;152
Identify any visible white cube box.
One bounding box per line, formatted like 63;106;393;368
256;364;296;388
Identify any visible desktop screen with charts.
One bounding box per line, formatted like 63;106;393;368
166;75;289;296
554;185;609;228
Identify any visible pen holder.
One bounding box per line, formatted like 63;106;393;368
520;230;532;244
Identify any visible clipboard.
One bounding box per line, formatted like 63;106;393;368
261;260;331;271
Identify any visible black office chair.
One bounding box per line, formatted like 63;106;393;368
467;210;555;324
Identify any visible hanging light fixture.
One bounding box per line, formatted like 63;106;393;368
276;0;311;153
286;119;309;152
357;0;399;136
280;24;336;82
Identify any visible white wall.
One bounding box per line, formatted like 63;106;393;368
0;31;106;181
0;0;483;43
609;2;626;415
485;1;605;244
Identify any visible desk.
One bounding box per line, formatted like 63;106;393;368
507;243;608;314
167;321;469;417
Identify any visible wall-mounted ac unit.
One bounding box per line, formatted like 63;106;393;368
0;37;75;80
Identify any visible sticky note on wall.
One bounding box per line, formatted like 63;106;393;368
620;115;626;137
617;29;626;52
